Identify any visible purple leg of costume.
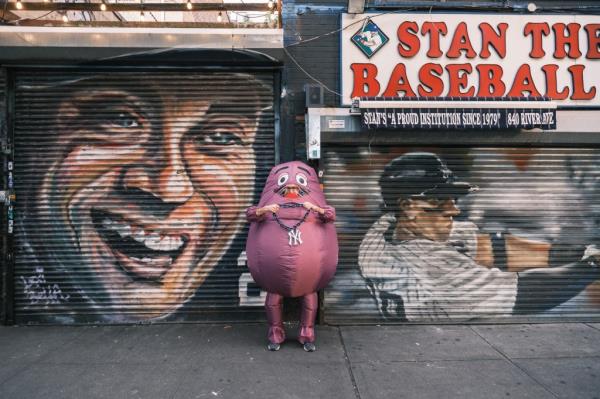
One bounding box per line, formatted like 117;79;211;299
265;292;319;345
265;292;285;344
298;292;318;344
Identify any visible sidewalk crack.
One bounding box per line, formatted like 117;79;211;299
338;327;362;399
469;326;559;398
585;323;600;332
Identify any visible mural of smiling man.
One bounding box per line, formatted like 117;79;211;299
13;67;274;323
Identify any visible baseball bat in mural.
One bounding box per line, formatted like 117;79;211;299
246;161;338;351
356;151;600;321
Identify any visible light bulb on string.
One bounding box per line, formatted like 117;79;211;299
62;13;69;23
217;11;222;23
186;0;192;10
268;0;274;9
100;2;107;11
16;1;23;10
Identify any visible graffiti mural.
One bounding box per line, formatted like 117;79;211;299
325;147;600;321
14;72;273;323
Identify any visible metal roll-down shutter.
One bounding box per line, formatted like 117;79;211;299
0;67;6;322
13;69;276;324
323;145;600;324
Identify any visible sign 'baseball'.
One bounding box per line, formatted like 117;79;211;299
341;13;600;106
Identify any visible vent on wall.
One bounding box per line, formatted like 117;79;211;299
304;84;324;108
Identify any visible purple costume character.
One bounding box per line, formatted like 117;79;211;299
246;161;338;352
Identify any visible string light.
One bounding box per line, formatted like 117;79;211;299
9;0;280;24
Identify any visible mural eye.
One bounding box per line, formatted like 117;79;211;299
197;131;242;146
296;173;308;187
107;112;141;129
277;173;289;186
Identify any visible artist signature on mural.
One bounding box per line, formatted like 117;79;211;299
20;267;70;305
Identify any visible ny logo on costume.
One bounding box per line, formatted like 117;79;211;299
288;228;303;246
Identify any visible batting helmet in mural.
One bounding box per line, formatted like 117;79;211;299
379;152;477;213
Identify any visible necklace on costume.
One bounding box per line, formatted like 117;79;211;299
272;202;310;246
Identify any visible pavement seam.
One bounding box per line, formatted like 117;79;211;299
0;326;89;388
343;355;600;364
0;363;31;387
337;326;362;399
469;326;560;399
585;323;600;332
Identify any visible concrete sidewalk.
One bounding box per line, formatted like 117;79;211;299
1;323;600;399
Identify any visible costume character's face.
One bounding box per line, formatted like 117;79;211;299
28;74;265;319
258;161;326;206
399;197;460;242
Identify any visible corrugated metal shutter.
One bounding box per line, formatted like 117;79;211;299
323;145;600;323
13;70;276;324
0;67;6;321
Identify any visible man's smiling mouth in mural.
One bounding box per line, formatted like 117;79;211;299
91;209;194;280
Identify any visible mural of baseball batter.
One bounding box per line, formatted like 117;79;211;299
324;147;600;322
13;71;274;323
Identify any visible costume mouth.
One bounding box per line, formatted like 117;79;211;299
91;209;190;280
278;185;307;199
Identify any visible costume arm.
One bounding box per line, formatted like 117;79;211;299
318;205;336;223
245;206;267;223
513;261;600;314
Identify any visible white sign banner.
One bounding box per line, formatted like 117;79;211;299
341;13;600;107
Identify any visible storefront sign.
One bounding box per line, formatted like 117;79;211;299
341;13;600;107
328;119;346;129
361;104;556;129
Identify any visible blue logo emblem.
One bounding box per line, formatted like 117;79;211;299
351;19;389;58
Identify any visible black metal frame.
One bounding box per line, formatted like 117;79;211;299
1;68;15;325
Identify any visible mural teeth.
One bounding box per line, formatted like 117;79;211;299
115;223;132;238
134;256;172;266
104;218;131;238
132;228;146;243
157;236;170;251
158;236;184;251
145;233;162;250
172;236;184;250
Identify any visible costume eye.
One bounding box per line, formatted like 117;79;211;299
296;173;308;187
277;173;289;186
